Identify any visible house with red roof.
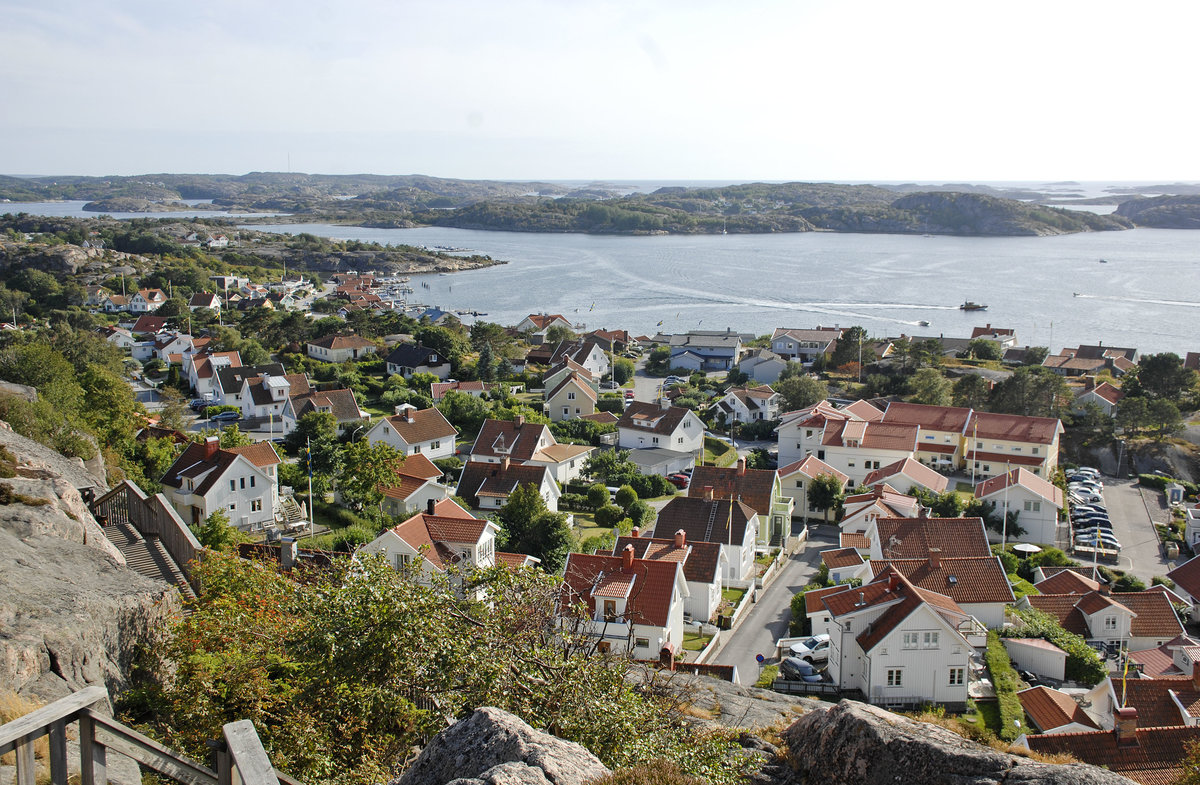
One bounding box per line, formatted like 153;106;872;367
965;410;1063;479
378;453;451;519
1075;378;1125;417
974;467;1064;545
185;350;242;399
306;334;378;363
970;324;1017;349
364;406;458;461
1019;590;1184;651
821;547;869;584
1127;634;1200;679
650;492;759;585
516;312;574;336
868;552;1014;628
688;458;793;547
868;513;992;562
359;498;499;585
838;484;920;548
814;568;980;709
613;530;725;622
802;417;920;487
1017;686;1100;734
160;437;282;530
777;454;850;523
1020;715;1200;785
130;288;167;314
469;417;594;485
1166;553;1200;622
456;458;560;513
881;401;972;472
561;545;689;661
862;456;949;496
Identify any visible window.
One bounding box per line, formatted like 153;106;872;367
431;440;441;450
250;476;255;488
1012;446;1022;453
229;479;236;492
1024;500;1041;512
886;669;903;687
902;632;919;649
847;460;855;468
604;600;617;622
923;631;940;649
563;407;570;416
1103;615;1118;631
635;637;649;648
567;391;575;400
652;437;659;445
412;445;421;453
228;503;236;511
251;499;262;512
796;480;804;488
240;477;246;490
1032;447;1040;455
976;441;983;449
796;442;803;449
949;668;965;686
805;430;813;438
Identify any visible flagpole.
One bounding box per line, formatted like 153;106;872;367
307;435;314;540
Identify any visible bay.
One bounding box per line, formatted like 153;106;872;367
246;223;1200;356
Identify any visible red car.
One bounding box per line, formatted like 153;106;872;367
624;389;636;399
667;473;689;489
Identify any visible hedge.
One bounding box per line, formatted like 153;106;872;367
985;631;1024;741
1004;606;1106;685
1139;474;1200;495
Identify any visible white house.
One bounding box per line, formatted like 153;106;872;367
1017;686;1101;734
868;552;1014;629
365;406;458;461
651;493;759;586
770;327;842;364
561;548;688;661
689;459;794;547
777;455;850;522
821;547;870;584
974;467;1064;545
469;417;593;485
862;457;949;496
129;288;167;313
378;454;452;519
793;416;920;487
617;402;705;456
282;387;366;434
159;438;281;531
188;292;221;312
517;313;574;334
385;343;452;380
815;568;980;709
613;532;725;624
306;334;378;363
213;363;286;407
238;372;310;421
456;458;561;513
1020;590;1184;651
359;498;498;584
838;484;921;550
185;351;241;399
710;385;781;423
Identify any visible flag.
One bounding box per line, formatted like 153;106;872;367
656;320;663;326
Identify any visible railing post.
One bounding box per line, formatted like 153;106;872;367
79;712;107;785
15;737;35;785
49;718;69;785
222;720;276;785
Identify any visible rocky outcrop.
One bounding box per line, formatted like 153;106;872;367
634;667;822;731
1115;195;1200;228
394;707;609;785
0;426;179;702
780;700;1135;785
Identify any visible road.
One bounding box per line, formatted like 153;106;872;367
1089;477;1173;581
712;526;838;684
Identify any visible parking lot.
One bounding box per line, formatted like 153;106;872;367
1070;476;1173;581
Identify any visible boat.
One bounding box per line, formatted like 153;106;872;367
1073;292;1080;297
959;301;988;311
917;320;930;326
1099;258;1109;263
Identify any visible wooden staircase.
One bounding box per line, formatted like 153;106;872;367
102;523;196;602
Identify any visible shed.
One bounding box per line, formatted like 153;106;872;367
1003;638;1067;682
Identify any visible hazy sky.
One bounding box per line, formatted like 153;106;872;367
3;0;1197;180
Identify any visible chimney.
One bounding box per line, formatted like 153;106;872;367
622;544;634;571
674;529;686;548
888;572;900;591
280;537;297;571
1192;661;1200;691
1115;707;1138;747
704;486;714;501
737;457;746;476
515;414;524;427
203;435;219;460
631;526;640;538
918;505;929;520
929;548;941;569
406;410;414;423
427;498;436;516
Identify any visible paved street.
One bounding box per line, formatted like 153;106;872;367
1086;477;1173;581
712;526;837;684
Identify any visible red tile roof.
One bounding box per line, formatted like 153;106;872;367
822;419;918;452
687;463;778;516
651;497;756;546
804;584;847;615
1167;554;1200;599
822;547;865;569
613;535;722;584
561;552;681;628
874;516;992;559
227;442;282;468
1017;686;1099;732
308;334;376;351
472;418;554;461
380;407;457;444
976;467;1064;508
385;500;490;570
1118;592;1186;640
1025;725;1200;785
1026;591;1184;640
870;556;1014;605
967;410;1062;445
853;569;967;652
457;460;551;508
1034;570;1102;595
841;399;884;421
882;401;972;433
777;455;849;486
1118;677;1192;728
840;532;871;550
862;457;949;494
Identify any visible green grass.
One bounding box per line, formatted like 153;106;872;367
1008;574;1039;599
955;481;975;493
756;549;781;566
721;586;747;608
570;509;609;541
975;700;1002;738
703;437;737;468
682;629;713;652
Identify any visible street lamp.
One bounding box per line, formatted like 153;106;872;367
352;423;367;443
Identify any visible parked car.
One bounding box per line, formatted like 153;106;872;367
1073;467;1102;478
210;410;241;422
1072;503;1107;513
780;657;825;683
667;473;690;489
789;634;831;663
1076;532;1120;548
1069;483;1103;495
189;398;209;411
1070;492;1104;505
625;389;636;399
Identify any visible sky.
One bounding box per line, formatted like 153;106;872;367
3;0;1198;181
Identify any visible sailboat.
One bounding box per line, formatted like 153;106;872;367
721;218;728;235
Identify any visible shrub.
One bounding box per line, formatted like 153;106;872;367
559;493;592;512
587;483;611;509
594;503;626;528
615;484;638;511
1004;606;1106;684
626;499;652;528
985;632;1024;741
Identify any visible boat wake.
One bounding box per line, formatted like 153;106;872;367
1073;293;1200;309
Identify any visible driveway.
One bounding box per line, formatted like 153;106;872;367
1091;477;1173;581
712;526;838;684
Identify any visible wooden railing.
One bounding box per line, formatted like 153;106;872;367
90;480;203;581
0;686;294;785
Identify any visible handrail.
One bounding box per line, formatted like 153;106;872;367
0;687;296;785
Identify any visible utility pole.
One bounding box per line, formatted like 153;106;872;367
307;435;314;541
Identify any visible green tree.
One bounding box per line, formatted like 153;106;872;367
476;341;497;382
437;390;492;433
911;338;945;368
614;484;637;511
1115;397;1151;435
544;325;576;345
964;338;1002;361
195;508;242;551
287;412;343;478
775;374;828;411
1021;346;1049;366
807;473;844;524
830;326;873;369
952;374;992;410
1148;399;1184;438
1129;352;1196;402
496;483;573;571
908;368;952;406
158;387;191;433
587;483;611;509
339;440;402;511
612;356;635;385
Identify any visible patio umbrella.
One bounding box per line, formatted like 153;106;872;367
1012;543;1042;554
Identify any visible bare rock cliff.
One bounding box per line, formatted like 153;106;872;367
0;426;180;702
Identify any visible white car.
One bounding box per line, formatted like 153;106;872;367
789;633;831;663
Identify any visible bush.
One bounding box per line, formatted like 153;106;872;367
627;499;652;528
587;483;611;509
594;503;625;528
789;584;821;636
985;632;1024;741
559;493;592;512
615;484;638;511
1004;607;1105;685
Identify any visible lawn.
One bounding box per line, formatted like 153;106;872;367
756;549;781;566
722;586;747;607
703;437;737;467
570;509;610;543
682;628;713;652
